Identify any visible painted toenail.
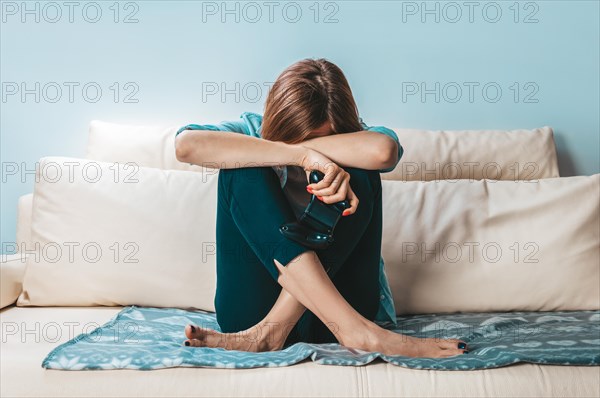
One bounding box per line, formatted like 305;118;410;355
184;341;190;346
190;325;195;333
458;342;466;349
463;350;469;354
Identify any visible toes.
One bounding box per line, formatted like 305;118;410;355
437;339;468;350
436;344;470;357
457;341;468;350
183;338;204;347
438;347;469;357
185;324;212;340
184;324;196;339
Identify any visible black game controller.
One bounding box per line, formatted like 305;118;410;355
279;170;351;250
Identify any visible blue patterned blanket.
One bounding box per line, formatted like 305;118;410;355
42;306;600;371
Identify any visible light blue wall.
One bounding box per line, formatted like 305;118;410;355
2;0;599;254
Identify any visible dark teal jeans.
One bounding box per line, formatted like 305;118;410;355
214;165;382;348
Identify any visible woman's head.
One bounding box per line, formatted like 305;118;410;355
260;58;362;144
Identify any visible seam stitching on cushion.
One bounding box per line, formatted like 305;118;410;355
360;366;371;397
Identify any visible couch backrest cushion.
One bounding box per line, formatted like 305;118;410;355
381;174;600;314
16;193;33;253
384;126;560;181
86;121;560;181
86;120;203;172
17;156;218;310
18;157;598;314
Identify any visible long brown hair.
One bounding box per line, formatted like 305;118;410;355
260;58;363;144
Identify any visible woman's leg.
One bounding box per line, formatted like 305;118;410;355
184;166;312;350
270;169;468;356
185;166;468;357
301;167;384;344
265;167;381;346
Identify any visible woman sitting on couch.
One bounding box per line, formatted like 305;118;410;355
174;58;468;357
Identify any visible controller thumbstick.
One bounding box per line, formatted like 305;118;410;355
309;170;325;184
309;170;350;211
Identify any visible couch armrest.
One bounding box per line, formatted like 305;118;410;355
1;254;27;309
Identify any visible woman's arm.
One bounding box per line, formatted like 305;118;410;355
300;131;399;171
175;129;368;215
175;130;307;169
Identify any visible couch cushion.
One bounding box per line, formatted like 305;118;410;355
17;157;599;315
1;306;598;397
384;126;559;181
16;193;33;253
381;174;600;314
86;121;560;181
17;156;218;310
86;120;203;172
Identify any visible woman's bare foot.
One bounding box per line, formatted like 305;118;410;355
183;319;468;358
183;322;288;352
340;321;469;358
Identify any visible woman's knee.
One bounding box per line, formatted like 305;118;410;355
344;167;381;199
219;166;278;187
218;166;283;210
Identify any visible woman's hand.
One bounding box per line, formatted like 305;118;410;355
299;148;359;216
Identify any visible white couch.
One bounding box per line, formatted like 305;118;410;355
1;121;599;397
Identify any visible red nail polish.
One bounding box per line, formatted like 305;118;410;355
342;209;351;216
306;187;313;193
317;196;323;201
